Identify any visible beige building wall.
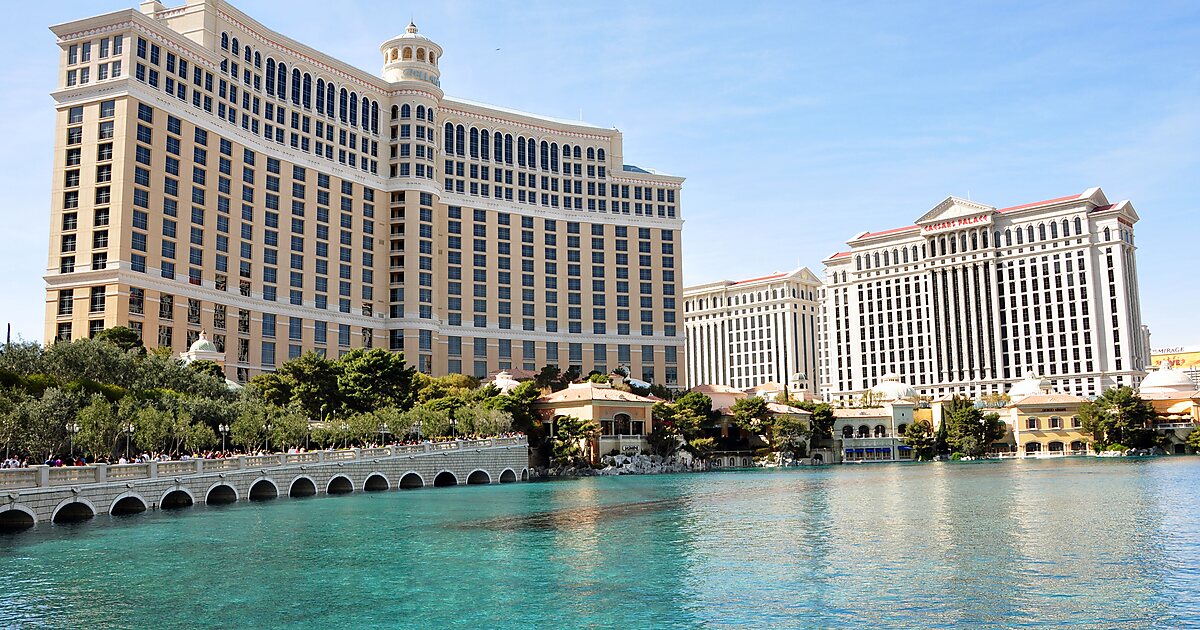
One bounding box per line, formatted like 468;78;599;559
44;1;685;386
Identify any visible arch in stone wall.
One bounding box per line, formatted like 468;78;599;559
159;488;195;510
433;470;458;487
364;473;390;491
205;483;239;505
109;492;149;516
248;478;278;501
51;497;97;524
289;476;318;497
0;504;37;532
499;468;517;483
466;469;491;485
399;471;425;489
327;475;355;495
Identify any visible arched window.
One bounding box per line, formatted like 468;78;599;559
950;236;957;254
504;134;513;164
402;47;412;60
325;84;335;118
231;38;239;56
415;104;424;120
540;141;549;170
897;423;907;435
254;52;261;68
360;96;369;130
912;245;919;261
982;230;989;248
1016;228;1024;245
1026;225;1034;242
842;426;854;439
1005;229;1012;246
528;139;537;167
316;79;326;114
1061;219;1069;238
597;148;606;162
494;132;503;162
960;233;968;252
857;425;870;438
455;125;465;156
221;33;229;50
873;252;880;267
401;104;411;119
469;128;479;158
883;250;890;266
429;52;436;65
426;107;435;123
1050;222;1058;238
349;92;359;126
390;104;398;120
370;101;378;134
480;130;490;160
1039;224;1047;240
301;72;311;108
902;248;909;263
938;237;946;256
1074;217;1082;235
971;233;978;250
874;425;886;438
517;136;526;166
550;143;559;171
265;58;276;96
244;46;251;63
444;122;454;153
276;62;287;100
587;147;595;160
1103;227;1111;241
339;88;348;123
574;146;582;160
416;48;425;62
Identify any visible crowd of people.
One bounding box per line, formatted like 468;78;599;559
0;432;527;470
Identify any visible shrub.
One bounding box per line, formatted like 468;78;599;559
951;452;964;461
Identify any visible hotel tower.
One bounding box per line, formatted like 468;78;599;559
819;188;1149;402
45;0;685;386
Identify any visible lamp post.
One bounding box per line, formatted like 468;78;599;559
378;422;389;446
413;420;422;443
65;422;80;459
263;420;273;453
125;422;136;458
449;417;457;439
339;422;349;449
218;423;229;453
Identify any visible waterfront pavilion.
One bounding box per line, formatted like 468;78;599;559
534;383;656;464
1138;361;1200;454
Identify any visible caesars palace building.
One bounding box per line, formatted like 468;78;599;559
818;188;1150;402
44;1;685;385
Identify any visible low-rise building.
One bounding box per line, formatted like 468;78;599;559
1138;361;1200;454
533;382;656;464
833;374;917;462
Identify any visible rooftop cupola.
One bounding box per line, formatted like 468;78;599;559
380;22;443;92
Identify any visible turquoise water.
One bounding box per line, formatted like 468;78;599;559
2;458;1199;628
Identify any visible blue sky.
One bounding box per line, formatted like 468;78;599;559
1;0;1197;346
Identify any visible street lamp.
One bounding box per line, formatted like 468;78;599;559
378;422;389;446
125;422;136;458
339;422;349;449
412;420;423;443
65;422;80;459
218;423;230;453
263;420;273;453
449;416;457;439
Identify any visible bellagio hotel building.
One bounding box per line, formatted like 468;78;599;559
45;0;685;385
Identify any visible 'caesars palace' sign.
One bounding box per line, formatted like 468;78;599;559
922;214;992;233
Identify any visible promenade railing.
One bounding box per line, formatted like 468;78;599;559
0;436;527;490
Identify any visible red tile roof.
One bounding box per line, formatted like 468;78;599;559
829;251;851;259
997;194;1081;214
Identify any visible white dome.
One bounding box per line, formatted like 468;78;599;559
189;333;218;354
1140;361;1195;394
491;370;520;394
1009;373;1052;398
871;373;915;401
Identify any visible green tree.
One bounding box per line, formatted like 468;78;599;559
551;415;596;466
794;400;834;450
1079;386;1156;450
249;372;293;408
337;348;418;413
400;405;452;439
487;380;543;437
93;326;145;353
675;391;714;420
1185;428;1200;452
189;360;225;380
276;351;341;420
231;398;271;451
685;437;717;463
731;396;771;433
902;418;936;460
269;406;310;450
21;387;77;460
771;414;811;458
0;340;46;376
534;365;566;391
587;372;610;384
133;406;173;454
945;405;1006;458
75;394;119;458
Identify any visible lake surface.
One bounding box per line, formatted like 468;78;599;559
2;458;1198;628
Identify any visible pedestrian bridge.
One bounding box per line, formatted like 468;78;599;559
0;437;529;532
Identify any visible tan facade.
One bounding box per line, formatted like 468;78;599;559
533;382;656;463
45;1;684;385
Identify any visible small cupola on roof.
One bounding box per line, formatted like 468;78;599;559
1008;372;1053;398
380;22;443;89
1139;360;1195;394
870;373;916;401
